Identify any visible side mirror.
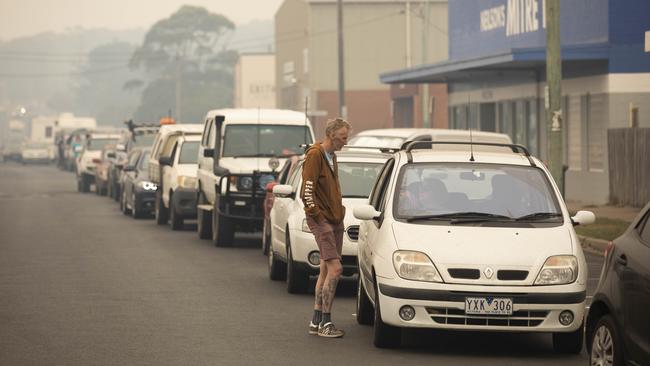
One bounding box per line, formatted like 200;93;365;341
123;165;136;172
571;210;595;226
203;148;215;158
159;156;173;166
354;204;381;221
272;184;294;198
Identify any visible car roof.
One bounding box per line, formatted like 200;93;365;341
157;124;203;135
402;149;535;166
179;134;202;142
353;128;512;143
204;108;310;126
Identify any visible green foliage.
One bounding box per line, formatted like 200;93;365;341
128;5;237;123
574;217;631;241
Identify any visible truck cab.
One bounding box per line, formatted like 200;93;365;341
196;109;315;247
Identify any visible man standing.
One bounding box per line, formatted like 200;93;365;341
301;118;351;338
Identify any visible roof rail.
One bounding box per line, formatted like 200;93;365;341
402;141;536;167
341;146;398;154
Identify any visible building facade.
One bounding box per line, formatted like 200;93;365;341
381;0;650;205
275;0;449;138
234;53;276;109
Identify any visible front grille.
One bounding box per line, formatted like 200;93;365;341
341;255;356;266
426;307;548;327
497;270;529;281
448;268;480;279
346;225;359;241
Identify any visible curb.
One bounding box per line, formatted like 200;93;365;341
578;235;609;255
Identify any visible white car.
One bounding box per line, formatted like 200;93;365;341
21;141;51;164
348;128;512;149
353;140;595;351
158;134;201;230
268;149;390;293
76;132;121;193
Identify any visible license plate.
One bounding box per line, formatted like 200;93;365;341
465;297;513;315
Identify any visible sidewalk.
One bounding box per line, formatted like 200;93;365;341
566;201;643;254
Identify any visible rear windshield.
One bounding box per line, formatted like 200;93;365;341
88;138;118;151
178;141;199;164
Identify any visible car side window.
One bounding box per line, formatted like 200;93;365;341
639;211;650;247
290;165;304;192
208;120;217;148
370;159;394;210
170;141;179;163
202;119;213;147
377;161;395;211
128;151;140;167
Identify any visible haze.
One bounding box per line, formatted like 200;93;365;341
0;0;283;41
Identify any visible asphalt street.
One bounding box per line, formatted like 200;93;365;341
0;163;603;366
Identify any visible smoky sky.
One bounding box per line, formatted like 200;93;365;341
0;0;283;41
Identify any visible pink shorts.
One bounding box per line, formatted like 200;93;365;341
306;216;344;261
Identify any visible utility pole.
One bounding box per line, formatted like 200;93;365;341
337;0;346;118
546;0;563;194
405;0;412;68
421;0;431;128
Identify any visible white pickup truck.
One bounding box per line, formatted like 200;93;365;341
196;109;315;247
157;134;201;230
148;124;203;225
76;132;121;193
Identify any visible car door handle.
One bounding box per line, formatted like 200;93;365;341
616;254;627;266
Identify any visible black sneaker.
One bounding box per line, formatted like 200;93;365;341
308;321;319;335
318;322;345;338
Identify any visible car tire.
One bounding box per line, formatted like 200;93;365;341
80;176;90;193
373;277;401;348
552;321;584;354
268;235;287;281
212;207;234;247
286;237;309;294
262;219;271;256
121;189;131;215
197;192;212;240
131;193;143;219
589;314;622;366
155;190;168;225
169;194;183;231
356;271;374;325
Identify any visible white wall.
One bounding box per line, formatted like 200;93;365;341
235;54;276;109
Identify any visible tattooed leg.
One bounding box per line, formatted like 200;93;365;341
322;259;343;313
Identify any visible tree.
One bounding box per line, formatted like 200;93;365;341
128;6;237;123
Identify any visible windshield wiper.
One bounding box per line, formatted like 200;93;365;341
405;212;512;223
514;212;563;221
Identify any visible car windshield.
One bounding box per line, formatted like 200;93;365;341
133;133;156;147
394;163;562;222
88;138;118;151
139;151;150;170
338;162;383;198
179;141;199;164
348;135;405;149
222;124;312;157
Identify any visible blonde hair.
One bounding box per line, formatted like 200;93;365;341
325;117;351;137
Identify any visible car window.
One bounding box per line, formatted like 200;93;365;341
288;163;303;191
202;119;213;147
128;150;141;167
222;125;312;157
88;138;118;151
179;141;199;164
208;120;217;148
338;162;383;198
370;159;394;210
161;135;178;157
639;211;650;246
393;163;562;220
139;151;150;170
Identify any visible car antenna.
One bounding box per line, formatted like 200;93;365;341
303;96;309;152
468;95;475;162
257;106;261;173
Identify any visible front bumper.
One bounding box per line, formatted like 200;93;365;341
374;277;586;332
172;188;197;218
290;229;359;276
135;190;156;213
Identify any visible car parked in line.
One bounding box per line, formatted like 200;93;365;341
76;132;121;193
353;140;595;351
94;146;116;196
586;201;650;366
157;134;201;230
267;149;390;293
107;123;159;202
120;148;156;219
348;128;512;149
262;157;301;256
148;124;203;225
21;141;51;164
196;109;314;247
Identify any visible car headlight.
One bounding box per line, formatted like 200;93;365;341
302;219;312;233
139;181;157;191
177;176;197;189
237;176;253;190
392;251;443;283
534;255;578;285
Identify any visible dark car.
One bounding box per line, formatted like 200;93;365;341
119;148;156;219
108;125;159;202
586;201;650;366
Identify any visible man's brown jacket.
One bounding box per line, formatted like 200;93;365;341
300;143;345;224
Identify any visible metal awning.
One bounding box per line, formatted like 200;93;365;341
380;43;610;84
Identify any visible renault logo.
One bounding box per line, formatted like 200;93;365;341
484;267;494;279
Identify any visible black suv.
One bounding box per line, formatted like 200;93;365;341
586;202;650;366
